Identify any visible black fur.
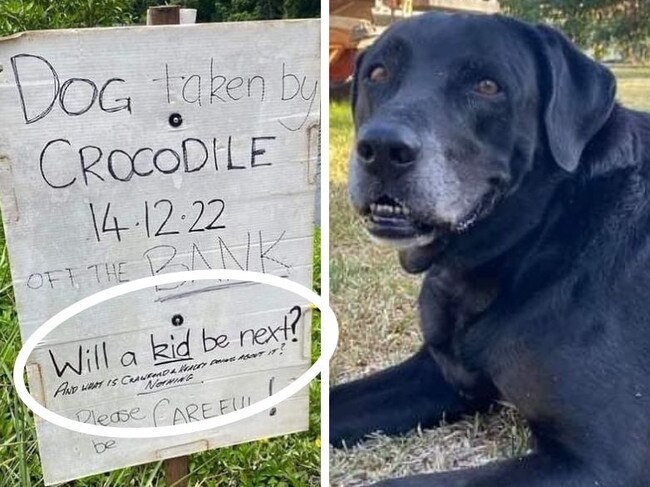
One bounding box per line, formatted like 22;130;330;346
331;13;650;487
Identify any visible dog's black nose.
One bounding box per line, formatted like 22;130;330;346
356;122;421;172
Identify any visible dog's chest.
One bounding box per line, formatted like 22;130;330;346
419;269;497;396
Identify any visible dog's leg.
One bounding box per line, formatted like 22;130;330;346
330;347;493;446
370;452;602;487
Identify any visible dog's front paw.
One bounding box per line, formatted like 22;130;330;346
329;384;365;447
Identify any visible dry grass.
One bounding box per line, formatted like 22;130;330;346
332;408;531;486
328;65;650;486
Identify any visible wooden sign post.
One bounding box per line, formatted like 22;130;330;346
148;7;189;485
0;15;319;485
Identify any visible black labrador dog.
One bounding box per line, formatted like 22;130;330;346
331;12;650;487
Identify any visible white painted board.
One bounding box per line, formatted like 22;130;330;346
0;19;319;484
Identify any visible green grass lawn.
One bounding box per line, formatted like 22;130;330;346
0;227;321;487
329;66;650;486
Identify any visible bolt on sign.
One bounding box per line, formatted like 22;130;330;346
0;19;319;484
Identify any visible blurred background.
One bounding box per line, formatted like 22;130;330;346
329;1;650;486
0;0;319;36
331;0;650;93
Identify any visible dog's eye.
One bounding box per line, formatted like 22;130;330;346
474;79;500;96
368;65;388;83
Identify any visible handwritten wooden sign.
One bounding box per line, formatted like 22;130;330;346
0;19;319;484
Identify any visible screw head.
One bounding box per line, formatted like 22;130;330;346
168;113;183;128
171;314;184;326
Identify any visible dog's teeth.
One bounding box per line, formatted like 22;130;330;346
370;202;414;218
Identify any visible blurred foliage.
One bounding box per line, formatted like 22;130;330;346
501;0;650;61
0;0;318;37
214;0;285;22
282;0;318;21
0;0;133;35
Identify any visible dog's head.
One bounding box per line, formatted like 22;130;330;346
348;13;616;272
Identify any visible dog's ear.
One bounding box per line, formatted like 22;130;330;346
537;24;616;172
350;50;366;117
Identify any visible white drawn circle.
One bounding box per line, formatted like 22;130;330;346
13;270;338;439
